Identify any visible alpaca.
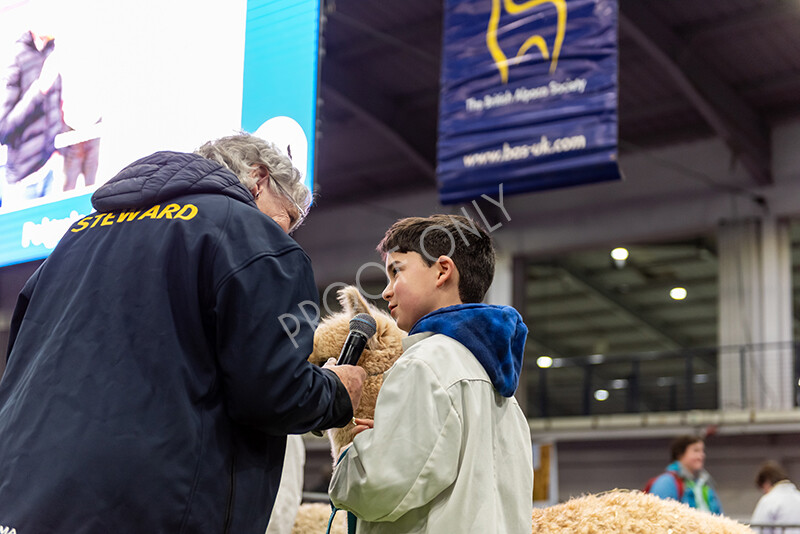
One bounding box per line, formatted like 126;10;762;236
291;286;754;534
307;285;405;461
285;286;403;533
531;490;754;534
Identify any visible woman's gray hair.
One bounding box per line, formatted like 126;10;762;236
194;132;311;216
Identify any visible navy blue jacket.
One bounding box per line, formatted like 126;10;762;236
0;151;351;533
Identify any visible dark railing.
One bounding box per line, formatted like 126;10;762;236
526;342;800;418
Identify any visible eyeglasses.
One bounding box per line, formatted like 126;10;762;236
270;177;308;233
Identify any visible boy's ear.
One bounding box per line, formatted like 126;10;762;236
434;255;457;288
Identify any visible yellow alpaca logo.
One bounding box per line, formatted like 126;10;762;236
486;0;567;83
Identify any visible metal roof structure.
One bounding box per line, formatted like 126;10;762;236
313;0;800;207
2;0;800;416
303;0;800;417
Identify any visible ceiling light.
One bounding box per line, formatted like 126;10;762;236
588;353;604;364
670;287;687;300
610;247;628;261
610;379;628;389
536;356;553;368
594;389;609;401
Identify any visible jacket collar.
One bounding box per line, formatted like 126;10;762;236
92;151;255;213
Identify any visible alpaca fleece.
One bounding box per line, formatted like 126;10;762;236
531;490;753;534
291;502;346;534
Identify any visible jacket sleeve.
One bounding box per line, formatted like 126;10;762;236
213;246;352;435
0;58;48;145
328;356;462;522
5;266;41;364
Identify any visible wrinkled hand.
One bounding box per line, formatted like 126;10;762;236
324;358;366;413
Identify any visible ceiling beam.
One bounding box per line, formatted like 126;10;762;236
554;259;691;349
527;308;622;324
620;98;694;125
320;76;435;181
524;331;575;359
325;10;441;65
741;71;800;103
682;0;800;45
619;0;771;186
321;155;420;178
638;295;717;313
541;321;711;341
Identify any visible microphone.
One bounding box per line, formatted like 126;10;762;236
336;313;377;366
311;313;377;437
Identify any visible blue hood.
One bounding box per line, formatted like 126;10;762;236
409;304;528;397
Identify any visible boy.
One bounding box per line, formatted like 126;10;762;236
329;214;533;533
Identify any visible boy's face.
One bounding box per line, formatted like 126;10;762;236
382;251;441;332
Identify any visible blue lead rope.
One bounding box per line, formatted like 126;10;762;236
325;504;357;534
326;447;358;534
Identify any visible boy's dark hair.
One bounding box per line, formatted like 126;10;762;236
377;214;495;304
670;435;703;461
755;461;788;488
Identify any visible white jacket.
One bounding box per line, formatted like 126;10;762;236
329;332;533;534
751;481;800;534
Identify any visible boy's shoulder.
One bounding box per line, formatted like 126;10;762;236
400;332;490;386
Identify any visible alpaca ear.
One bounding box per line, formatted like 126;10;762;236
337;285;371;316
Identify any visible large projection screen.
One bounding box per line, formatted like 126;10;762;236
0;0;320;267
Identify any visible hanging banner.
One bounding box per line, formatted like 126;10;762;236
437;0;621;204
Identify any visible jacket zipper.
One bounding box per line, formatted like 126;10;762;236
223;454;236;534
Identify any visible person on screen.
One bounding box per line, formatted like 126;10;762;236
0;29;64;206
328;214;534;533
61;132;100;190
58;37;103;192
0;132;366;533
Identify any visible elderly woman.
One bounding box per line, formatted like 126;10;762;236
194;133;311;233
0;133;365;534
647;435;722;514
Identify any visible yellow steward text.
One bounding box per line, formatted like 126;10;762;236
71;203;198;233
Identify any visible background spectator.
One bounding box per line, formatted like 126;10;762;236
751;461;800;534
646;435;722;514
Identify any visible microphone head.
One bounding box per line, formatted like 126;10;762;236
350;313;377;339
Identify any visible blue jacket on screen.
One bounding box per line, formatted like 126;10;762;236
0;151;352;533
0;31;64;183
